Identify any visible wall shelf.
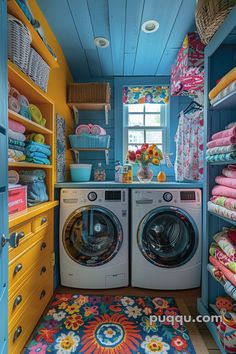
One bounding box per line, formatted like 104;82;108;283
208;210;236;227
68;103;110;125
8;110;53;135
211;89;236;110
70;148;110;165
7;0;59;69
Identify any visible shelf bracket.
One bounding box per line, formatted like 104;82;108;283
71;149;80;163
104;105;108;125
105;149;109;165
72;106;79;128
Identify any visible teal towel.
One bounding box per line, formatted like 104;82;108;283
25;157;50;165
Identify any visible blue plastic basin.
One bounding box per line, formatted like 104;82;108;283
70;164;92;182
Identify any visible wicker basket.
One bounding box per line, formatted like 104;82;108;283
27;48;50;92
8;14;32;74
195;0;236;45
68;82;110;104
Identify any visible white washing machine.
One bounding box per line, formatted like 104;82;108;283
60;189;129;289
132;189;202;290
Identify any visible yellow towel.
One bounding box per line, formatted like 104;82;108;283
27;133;45;144
209;67;236;100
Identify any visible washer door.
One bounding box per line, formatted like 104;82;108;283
137;207;198;268
63;206;123;267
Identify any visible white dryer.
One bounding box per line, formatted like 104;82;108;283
132;189;202;290
60;189;129;289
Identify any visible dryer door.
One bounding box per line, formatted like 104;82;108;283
63;206;123;267
137;207;198;268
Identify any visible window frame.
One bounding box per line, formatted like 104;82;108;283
123;102;170;160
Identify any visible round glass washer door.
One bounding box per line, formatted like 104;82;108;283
63;206;123;267
137;207;198;268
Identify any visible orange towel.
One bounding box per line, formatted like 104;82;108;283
209;67;236;100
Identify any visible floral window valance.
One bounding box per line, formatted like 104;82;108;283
123;86;169;104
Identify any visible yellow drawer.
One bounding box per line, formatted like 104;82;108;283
9;255;53;328
8;278;53;354
32;209;52;234
9;229;53;291
9;220;33;262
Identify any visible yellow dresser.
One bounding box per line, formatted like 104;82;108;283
8;208;55;354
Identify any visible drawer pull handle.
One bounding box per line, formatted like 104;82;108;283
1;232;25;248
13;295;22;309
41;217;47;225
14;263;22;275
40;290;46;299
13;326;22;342
40;242;47;251
40;266;47;274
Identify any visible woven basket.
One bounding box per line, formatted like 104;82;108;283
69;134;110;149
27;48;50;92
68;83;110;104
8;14;32;74
195;0;236;44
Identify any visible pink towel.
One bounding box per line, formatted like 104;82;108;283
212;185;236;199
75;124;91;135
8;118;26;134
90;124;106;135
8;96;20;113
222;167;236;178
211;196;236;211
207;136;236;148
209;255;236;287
212;126;236;140
215;175;236;189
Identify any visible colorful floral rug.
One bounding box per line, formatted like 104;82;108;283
24;294;196;354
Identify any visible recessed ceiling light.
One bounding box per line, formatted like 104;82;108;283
94;37;109;48
142;20;159;33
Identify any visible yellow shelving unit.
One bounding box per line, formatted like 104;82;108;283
8;110;53;135
7;0;59;69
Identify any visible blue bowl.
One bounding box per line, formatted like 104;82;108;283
70;164;92;182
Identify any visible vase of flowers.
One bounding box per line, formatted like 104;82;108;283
127;144;163;183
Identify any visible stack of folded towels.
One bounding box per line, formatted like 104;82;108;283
8;119;26;162
209;67;236;106
208;165;236;221
208;227;236;300
206;124;236;163
25;134;51;165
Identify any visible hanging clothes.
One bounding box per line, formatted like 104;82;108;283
174;109;204;181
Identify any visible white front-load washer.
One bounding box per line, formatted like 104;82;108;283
132;189;202;289
60;189;129;289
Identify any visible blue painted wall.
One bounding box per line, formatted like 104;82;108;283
69;75;190;181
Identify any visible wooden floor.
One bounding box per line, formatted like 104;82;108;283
57;286;220;354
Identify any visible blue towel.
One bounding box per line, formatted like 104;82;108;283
26;151;48;159
25;141;51;156
25;157;50;165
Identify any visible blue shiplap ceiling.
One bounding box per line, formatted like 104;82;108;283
37;0;196;80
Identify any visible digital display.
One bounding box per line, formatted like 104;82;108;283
180;191;196;201
105;191;121;201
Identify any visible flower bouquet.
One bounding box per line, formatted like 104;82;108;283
128;144;163;182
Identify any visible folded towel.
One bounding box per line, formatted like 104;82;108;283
210;243;236;273
8;96;20;113
90;124;106;135
8;128;26;142
206;145;236;156
211;196;236;212
209;67;236;100
206;152;236;163
207;263;226;285
208;200;236;221
215;175;236;189
222;166;236;178
8;143;25;153
26;151;49;159
213;228;236;258
27;133;45;144
212;126;236;140
25;157;50;165
25;141;51;156
29;104;46;126
75;124;91;135
8;119;26;134
8;138;25;147
212;185;236;199
209;255;236;287
207;136;236;148
8;148;26;161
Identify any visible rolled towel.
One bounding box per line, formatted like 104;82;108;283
29;104;46;126
8;118;26;134
8;96;20;113
9;87;20;99
8;81;11;94
20;105;31;119
75;124;91;135
18;95;29;107
90;124;106;135
212;126;236;140
8;128;26;142
8;170;19;184
27;133;45;144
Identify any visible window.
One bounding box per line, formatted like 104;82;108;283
124;103;169;156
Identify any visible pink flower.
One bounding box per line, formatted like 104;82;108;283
29;342;47;354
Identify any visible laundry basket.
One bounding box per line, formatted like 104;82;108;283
8;14;32;74
27;48;50;92
195;0;236;44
